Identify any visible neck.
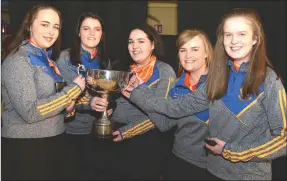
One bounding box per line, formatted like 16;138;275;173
28;39;45;50
136;56;152;68
232;55;250;66
81;44;96;54
188;66;207;82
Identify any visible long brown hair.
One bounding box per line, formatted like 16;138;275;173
5;4;62;61
176;29;213;77
207;8;275;101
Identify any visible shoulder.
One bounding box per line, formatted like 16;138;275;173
264;67;284;90
264;67;281;85
57;48;71;63
156;60;176;77
2;49;32;80
2;48;30;69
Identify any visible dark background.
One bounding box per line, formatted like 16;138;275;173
8;1;286;88
7;1;287;179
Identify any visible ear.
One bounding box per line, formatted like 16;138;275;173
252;36;258;45
151;41;155;50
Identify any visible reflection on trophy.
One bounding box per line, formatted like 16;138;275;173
86;69;130;138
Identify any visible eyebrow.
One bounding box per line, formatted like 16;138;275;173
128;38;146;41
40;21;59;26
180;46;200;49
224;31;247;33
82;26;102;28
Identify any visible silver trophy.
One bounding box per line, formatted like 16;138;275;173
84;68;130;138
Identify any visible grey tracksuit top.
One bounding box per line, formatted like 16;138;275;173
1;42;82;138
129;63;287;180
118;72;209;169
57;48;108;134
110;60;176;139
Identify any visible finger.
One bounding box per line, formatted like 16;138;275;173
205;144;213;150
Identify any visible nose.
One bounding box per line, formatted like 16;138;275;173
231;35;238;44
48;27;54;36
89;29;95;36
132;42;138;49
185;50;192;59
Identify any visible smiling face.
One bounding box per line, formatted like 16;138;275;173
29;9;60;49
223;16;257;64
128;29;154;67
79;18;102;52
178;35;207;74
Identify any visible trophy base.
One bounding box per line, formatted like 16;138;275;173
93;122;113;139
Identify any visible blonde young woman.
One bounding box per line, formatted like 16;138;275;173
122;29;215;180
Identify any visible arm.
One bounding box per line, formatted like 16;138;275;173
111;96;145;123
115;62;178;139
2;56;82;123
130;82;209;119
222;72;287;162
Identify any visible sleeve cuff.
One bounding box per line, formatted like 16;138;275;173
72;81;83;92
221;141;230;154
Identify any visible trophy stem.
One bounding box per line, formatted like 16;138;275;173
93;93;113;138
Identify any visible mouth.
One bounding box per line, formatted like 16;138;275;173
185;60;195;63
87;37;96;40
43;36;53;42
230;46;242;51
132;51;141;55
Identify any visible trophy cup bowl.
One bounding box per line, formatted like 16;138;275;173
86;69;130;138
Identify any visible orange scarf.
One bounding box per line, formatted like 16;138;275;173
27;39;61;76
184;72;198;91
90;49;98;59
232;62;240;71
129;55;156;82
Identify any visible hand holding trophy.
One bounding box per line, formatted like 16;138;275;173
78;65;130;138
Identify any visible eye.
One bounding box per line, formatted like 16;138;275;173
96;28;102;31
192;49;199;51
240;33;246;36
83;27;89;31
128;41;133;44
41;23;49;27
179;49;186;53
225;33;231;37
139;40;145;44
53;26;59;30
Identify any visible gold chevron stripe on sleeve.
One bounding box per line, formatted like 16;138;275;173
37;86;78;109
282;89;286;108
122;120;154;138
279;89;287;137
122;120;151;136
38;86;81;115
40;98;72;116
39;96;70;113
123;122;155;138
223;89;287;161
224;137;286;161
148;79;160;87
123;124;155;139
38;86;81;114
165;77;175;100
236;92;264;118
66;86;81;100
